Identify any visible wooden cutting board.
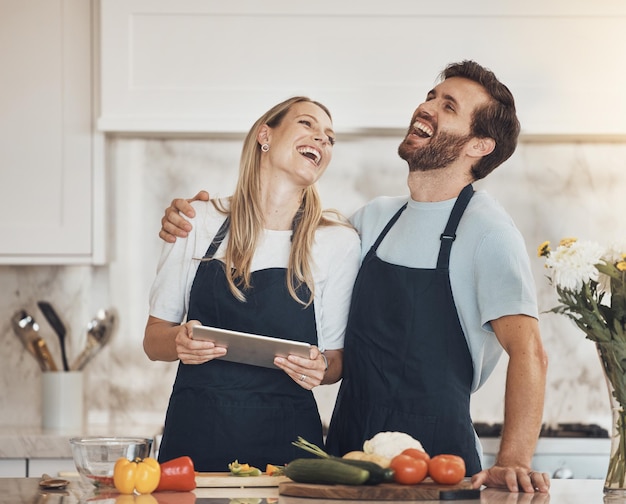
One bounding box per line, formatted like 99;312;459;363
278;478;481;500
195;472;289;487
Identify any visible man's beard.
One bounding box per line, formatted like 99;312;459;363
398;131;472;172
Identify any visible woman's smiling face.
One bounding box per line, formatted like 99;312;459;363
260;101;335;187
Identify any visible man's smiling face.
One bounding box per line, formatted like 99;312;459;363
398;77;492;172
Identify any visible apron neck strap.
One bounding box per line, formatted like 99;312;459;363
370;203;408;252
203;217;231;259
203;199;305;260
436;183;474;270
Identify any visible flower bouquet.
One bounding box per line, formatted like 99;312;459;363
538;238;626;493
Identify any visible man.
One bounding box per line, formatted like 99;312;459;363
157;61;549;493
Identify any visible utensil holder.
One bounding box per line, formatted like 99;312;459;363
42;371;84;431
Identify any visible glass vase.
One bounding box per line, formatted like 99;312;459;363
598;345;626;497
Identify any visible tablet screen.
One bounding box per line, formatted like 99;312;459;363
192;325;312;369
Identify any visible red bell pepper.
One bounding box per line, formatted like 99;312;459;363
155;456;196;492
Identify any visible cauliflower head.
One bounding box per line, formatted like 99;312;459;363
362;431;425;459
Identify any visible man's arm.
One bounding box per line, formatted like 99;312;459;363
159;190;209;242
471;314;550;493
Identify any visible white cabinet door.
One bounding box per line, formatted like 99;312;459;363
98;1;626;136
0;0;104;264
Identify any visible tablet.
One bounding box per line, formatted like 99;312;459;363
192;325;312;369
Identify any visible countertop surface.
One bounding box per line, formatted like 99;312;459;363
0;478;617;504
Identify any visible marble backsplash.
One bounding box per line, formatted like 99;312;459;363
1;136;625;435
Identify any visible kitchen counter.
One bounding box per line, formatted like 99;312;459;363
0;478;615;504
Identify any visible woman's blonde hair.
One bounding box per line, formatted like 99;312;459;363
214;96;347;306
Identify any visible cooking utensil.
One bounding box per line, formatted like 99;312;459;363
70;308;118;371
39;474;70;490
12;310;59;371
12;311;44;370
37;301;70;371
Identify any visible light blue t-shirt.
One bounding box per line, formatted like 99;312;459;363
349;190;538;392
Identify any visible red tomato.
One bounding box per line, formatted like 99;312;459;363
401;448;431;462
428;454;466;485
390;454;428;485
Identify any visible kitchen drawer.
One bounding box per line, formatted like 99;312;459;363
28;458;77;478
0;459;26;478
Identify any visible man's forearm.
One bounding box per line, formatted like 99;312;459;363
496;350;547;467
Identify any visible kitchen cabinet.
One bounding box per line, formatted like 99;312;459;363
98;1;626;136
0;0;106;264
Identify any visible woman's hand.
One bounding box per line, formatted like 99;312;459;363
274;347;341;389
175;320;227;365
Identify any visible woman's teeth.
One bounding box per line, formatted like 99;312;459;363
297;146;321;165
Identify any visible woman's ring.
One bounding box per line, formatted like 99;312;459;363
300;374;307;382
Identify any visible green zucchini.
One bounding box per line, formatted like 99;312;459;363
284;458;370;485
335;458;395;485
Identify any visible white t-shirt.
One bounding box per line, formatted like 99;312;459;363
350;190;538;391
149;199;361;351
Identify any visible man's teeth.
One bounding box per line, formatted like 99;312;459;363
413;121;433;138
297;146;321;165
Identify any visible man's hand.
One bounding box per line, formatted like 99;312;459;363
159;190;209;243
471;465;550;493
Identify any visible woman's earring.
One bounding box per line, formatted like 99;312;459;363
261;143;270;152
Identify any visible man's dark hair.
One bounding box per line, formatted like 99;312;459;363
441;60;521;180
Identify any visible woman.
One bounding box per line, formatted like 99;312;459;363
144;97;361;471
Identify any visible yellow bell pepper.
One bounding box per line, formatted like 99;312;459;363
113;457;161;494
114;495;159;504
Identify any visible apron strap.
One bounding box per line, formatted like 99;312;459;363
203;217;231;259
436;184;474;270
370;203;408;253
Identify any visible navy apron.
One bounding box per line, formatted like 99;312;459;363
158;218;324;471
326;184;481;475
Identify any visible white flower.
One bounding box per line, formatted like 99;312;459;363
546;240;606;292
604;240;626;264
